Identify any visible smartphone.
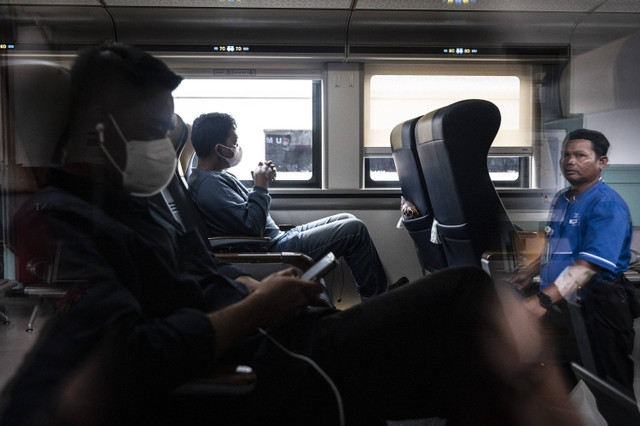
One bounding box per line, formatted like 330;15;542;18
300;252;338;281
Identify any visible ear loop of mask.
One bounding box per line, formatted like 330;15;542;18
96;116;125;174
217;143;234;159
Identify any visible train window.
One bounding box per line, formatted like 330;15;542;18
363;63;534;188
364;157;399;188
487;155;531;188
173;78;321;187
363;155;531;189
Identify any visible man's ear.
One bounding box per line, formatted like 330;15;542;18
598;155;609;169
64;104;108;165
95;122;105;144
85;105;107;146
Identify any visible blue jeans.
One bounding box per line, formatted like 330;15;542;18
268;213;388;297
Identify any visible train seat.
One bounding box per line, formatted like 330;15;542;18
159;114;314;275
1;60;73;329
413;99;518;269
390;116;448;274
408;100;599;388
170;118;273;253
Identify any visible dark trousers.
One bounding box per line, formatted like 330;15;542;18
175;267;531;426
540;300;582;388
581;275;639;398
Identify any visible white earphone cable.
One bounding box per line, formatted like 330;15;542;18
257;327;345;426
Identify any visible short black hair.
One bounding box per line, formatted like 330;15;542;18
565;128;610;158
70;43;182;111
191;112;237;158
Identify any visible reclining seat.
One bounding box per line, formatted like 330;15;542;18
414;99;518;268
390;116;447;273
3;60;72;282
1;60;72;327
157;114;314;274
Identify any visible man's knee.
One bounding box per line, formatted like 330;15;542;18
339;217;369;235
333;212;356;222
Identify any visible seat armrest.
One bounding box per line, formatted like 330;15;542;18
214;252;314;271
481;250;520;278
208;236;272;252
209;236;271;243
481;250;521;266
24;286;69;297
173;364;257;396
481;251;514;262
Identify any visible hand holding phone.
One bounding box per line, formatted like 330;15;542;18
300;252;338;281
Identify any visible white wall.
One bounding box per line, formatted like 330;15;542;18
270;207;425;308
583;109;640;164
325;63;362;189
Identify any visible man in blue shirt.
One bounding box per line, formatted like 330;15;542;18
511;129;639;397
188;112;390;300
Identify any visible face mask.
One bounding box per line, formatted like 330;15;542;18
216;143;243;168
98;114;177;197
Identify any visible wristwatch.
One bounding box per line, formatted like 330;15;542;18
536;292;553;310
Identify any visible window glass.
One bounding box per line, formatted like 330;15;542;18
368;158;398;182
364;156;530;188
172;79;317;183
488;156;520;182
364;64;533;150
364;158;399;188
363;64;534;188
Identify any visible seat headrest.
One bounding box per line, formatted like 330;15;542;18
169;113;189;155
166;114;194;177
179;123;195;178
390;115;420;152
415;99;501;157
3;60;71;167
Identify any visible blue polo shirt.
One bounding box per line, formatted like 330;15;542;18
540;179;632;289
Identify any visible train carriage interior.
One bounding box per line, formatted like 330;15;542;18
2;0;640;424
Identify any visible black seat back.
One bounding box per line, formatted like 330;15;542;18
390;116;447;273
571;362;640;425
415;99;517;267
3;60;71;284
152;114;211;237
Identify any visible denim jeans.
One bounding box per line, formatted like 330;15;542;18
269;213;388;297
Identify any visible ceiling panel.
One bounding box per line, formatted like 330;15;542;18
594;0;640;13
572;13;640;52
0;0;351;6
0;0;100;4
348;10;579;47
3;0;639;56
355;0;605;13
3;0;639;13
0;5;114;46
112;7;349;46
104;0;352;8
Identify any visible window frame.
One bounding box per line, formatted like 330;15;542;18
172;68;324;189
261;80;322;189
361;62;551;189
363;150;533;189
486;150;533;189
363;156;400;189
363;63;535;152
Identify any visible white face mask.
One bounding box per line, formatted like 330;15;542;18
98;114;177;197
216;143;243;168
